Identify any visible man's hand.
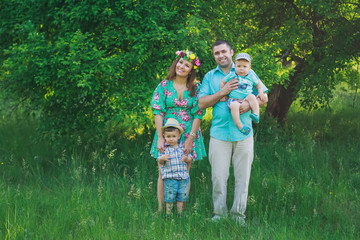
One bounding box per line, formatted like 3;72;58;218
219;78;238;97
198;78;239;109
238;99;250;114
158;154;170;165
238;92;268;114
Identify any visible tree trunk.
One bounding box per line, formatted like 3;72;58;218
265;60;304;125
265;83;295;126
265;8;328;125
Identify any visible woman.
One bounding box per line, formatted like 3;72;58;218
150;50;206;213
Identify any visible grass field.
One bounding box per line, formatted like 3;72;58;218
1;91;359;239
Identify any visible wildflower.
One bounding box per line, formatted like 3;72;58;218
192;200;200;216
248;195;256;205
313;208;318;217
77;136;82;145
147;181;153;193
200;172;206;183
107;216;114;230
262;178;268;188
107;148;117;159
97;180;104;199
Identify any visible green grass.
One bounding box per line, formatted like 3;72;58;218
1;93;359;239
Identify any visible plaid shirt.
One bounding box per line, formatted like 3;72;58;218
158;142;191;180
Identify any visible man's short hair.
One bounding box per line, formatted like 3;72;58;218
212;40;232;50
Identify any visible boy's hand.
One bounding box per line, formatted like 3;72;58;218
182;155;193;164
257;92;266;102
158;154;170;165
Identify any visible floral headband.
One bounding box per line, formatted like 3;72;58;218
176;50;201;70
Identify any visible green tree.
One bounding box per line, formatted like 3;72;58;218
2;0;359;142
0;0;209;143
195;0;360;124
249;0;359;123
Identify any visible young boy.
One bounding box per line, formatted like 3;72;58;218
220;52;266;134
157;118;193;216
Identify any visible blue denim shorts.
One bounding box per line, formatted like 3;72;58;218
226;98;239;108
164;178;190;203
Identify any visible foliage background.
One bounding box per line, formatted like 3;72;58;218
0;1;359;239
1;0;359;146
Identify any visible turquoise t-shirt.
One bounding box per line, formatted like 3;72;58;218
223;71;259;99
199;63;268;142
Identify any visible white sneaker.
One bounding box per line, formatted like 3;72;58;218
232;215;247;227
211;215;222;222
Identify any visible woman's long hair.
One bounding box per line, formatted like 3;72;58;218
166;57;197;97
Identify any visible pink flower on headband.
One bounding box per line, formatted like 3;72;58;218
175;50;201;69
176;50;185;58
195;57;201;67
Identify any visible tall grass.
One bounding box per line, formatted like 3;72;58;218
1;92;359;239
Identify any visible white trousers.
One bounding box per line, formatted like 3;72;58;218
209;136;254;218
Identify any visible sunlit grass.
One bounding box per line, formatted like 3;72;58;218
0;90;359;239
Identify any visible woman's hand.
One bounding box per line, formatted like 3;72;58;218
157;136;165;153
183;136;194;155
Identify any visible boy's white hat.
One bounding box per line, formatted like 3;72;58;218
235;52;251;63
161;118;184;134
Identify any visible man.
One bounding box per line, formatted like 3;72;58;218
198;40;268;226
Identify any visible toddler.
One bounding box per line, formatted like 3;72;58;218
220;52;266;134
157;118;193;216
